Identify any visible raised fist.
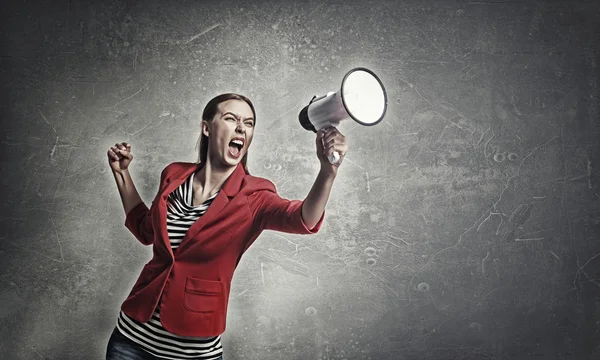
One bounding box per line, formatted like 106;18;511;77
107;142;133;173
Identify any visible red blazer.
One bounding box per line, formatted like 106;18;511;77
121;161;325;337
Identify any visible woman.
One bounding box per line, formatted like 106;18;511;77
105;93;348;360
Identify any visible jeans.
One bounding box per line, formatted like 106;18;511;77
106;327;224;360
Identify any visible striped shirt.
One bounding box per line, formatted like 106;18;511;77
116;171;224;359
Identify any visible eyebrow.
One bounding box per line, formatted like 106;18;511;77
222;112;254;122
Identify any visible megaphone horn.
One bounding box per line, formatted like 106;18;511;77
299;67;388;164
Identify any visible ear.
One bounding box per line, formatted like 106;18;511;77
201;120;209;137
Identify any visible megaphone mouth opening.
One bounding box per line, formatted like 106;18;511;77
341;67;388;127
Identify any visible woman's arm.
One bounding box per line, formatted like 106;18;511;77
108;142;161;246
247;127;347;235
113;168;158;246
112;168;144;216
301;126;347;229
301;169;336;230
109;143;144;216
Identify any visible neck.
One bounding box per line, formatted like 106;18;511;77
195;156;237;195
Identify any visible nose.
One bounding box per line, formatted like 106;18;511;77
235;123;245;134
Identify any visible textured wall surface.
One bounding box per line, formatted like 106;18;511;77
1;0;600;359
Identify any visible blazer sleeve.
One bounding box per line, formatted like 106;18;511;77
123;164;170;245
249;179;325;234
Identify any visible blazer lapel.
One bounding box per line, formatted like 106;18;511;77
160;162;246;252
155;163;198;257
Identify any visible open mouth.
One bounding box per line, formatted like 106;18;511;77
228;139;243;156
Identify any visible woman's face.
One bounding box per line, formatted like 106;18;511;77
203;99;255;168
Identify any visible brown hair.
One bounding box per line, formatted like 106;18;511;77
195;93;256;174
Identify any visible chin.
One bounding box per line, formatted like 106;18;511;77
225;155;242;166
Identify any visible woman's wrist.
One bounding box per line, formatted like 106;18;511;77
111;167;128;175
319;166;337;181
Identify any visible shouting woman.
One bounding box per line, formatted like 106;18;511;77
105;93;347;360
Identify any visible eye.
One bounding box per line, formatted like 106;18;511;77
245;121;254;127
225;116;236;121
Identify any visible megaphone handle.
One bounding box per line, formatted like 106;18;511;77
328;151;341;164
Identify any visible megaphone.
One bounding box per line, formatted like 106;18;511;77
299;67;387;164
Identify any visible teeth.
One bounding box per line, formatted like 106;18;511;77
231;139;244;146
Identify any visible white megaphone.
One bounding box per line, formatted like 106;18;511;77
299;67;387;164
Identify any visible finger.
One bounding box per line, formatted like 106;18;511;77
323;127;337;138
112;146;128;157
325;143;336;156
341;143;348;155
323;136;339;147
324;135;347;149
335;140;348;152
111;147;124;159
318;127;333;140
327;143;347;156
316;131;324;142
324;129;343;143
119;148;133;160
108;149;119;161
114;144;130;155
317;131;328;151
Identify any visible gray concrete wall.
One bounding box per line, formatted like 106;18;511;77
1;0;599;359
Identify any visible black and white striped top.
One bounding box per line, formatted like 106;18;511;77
117;171;223;359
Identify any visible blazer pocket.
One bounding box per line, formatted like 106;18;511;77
183;277;222;313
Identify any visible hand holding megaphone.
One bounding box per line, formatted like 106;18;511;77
299;68;387;164
317;123;342;165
